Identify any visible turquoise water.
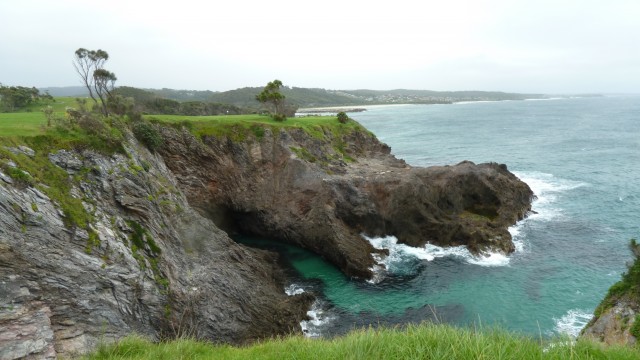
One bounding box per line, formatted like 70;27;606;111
241;96;640;338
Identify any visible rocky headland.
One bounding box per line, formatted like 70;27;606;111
0;119;532;358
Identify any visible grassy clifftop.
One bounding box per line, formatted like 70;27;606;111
87;323;640;360
145;113;371;140
0;97;369;139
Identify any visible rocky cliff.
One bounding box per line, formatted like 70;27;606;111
159;123;533;279
0;136;311;359
0;119;532;358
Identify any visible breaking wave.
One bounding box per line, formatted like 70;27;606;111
514;171;587;222
285;284;335;337
364;171;587;282
553;309;593;338
365;235;510;283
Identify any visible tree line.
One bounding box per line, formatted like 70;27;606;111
0;84;53;112
3;47;294;120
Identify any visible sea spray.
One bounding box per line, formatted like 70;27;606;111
285;284;305;296
513;171;587;222
364;235;512;283
284;284;335;337
553;309;594;338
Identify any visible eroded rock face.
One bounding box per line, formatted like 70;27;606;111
582;301;638;346
0;141;311;359
159;125;533;279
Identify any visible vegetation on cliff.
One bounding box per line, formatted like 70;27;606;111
87;323;640;360
594;240;640;316
0;97;364;230
583;239;640;343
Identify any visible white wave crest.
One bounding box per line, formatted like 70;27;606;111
285;284;335;337
365;235;510;282
553;309;593;338
285;284;305;296
513;171;587;221
301;300;335;338
508;223;526;252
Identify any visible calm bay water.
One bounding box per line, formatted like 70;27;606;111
240;96;640;338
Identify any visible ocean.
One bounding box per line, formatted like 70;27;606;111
240;96;640;338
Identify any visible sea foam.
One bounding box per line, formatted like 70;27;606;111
365;235;511;283
285;284;334;337
553;309;593;338
364;172;588;282
285;284;306;296
513;171;587;222
300;300;335;338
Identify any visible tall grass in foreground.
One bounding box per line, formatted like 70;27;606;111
86;323;640;359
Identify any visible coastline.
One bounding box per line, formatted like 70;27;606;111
297;95;608;114
296;104;412;115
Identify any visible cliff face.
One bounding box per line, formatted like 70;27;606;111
0;138;311;359
158;124;533;279
582;301;638;346
0;121;532;358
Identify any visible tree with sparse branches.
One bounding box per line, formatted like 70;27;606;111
256;79;286;121
73;48;117;116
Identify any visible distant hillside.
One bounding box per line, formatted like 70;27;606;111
39;86;88;97
205;87;549;108
42;85;550;109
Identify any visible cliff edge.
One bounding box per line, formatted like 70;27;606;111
158;121;533;279
0;117;532;358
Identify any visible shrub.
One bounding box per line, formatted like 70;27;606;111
271;113;287;122
337;111;349;124
77;114;107;136
631;315;640;339
132;121;163;151
107;94;135;116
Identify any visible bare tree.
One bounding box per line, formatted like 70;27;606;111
73;48;116;115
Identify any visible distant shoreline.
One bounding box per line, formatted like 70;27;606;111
297;95;612;114
297;104;416;114
296;106;368;114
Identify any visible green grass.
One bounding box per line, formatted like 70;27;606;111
146;114;371;141
0;97;78;136
21;96;78;112
0;105;368;139
85;323;640;360
0;112;49;136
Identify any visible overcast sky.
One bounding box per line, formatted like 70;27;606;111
1;0;638;94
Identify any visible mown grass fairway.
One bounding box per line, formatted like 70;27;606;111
0;97;78;136
0;112;48;136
